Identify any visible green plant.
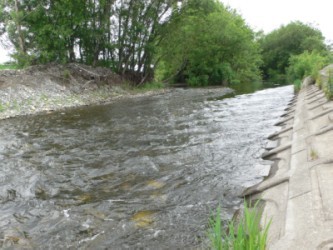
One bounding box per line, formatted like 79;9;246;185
11;52;35;68
293;79;302;92
316;75;323;88
207;201;271;250
0;63;18;70
286;51;330;84
139;81;165;90
326;69;333;99
260;21;329;82
310;148;318;160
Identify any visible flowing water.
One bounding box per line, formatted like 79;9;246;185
0;84;293;249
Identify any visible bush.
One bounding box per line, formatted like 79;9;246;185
11;52;35;68
293;79;302;92
0;63;17;70
325;69;333;99
188;75;209;87
286;51;329;84
139;81;165;90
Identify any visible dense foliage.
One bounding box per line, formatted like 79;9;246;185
0;0;262;85
0;1;331;85
156;0;261;86
259;21;330;83
0;0;179;83
287;51;329;85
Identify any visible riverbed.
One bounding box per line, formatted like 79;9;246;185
0;84;293;249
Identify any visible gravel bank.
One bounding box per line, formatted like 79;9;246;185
0;64;168;120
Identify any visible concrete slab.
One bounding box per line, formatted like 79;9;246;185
251;84;333;249
316;165;333;221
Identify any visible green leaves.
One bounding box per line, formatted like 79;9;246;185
287;50;329;84
260;21;329;82
156;0;261;86
4;0;329;88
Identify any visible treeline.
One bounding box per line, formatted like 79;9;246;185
259;21;332;85
0;0;331;86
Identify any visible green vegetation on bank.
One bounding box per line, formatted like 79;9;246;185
286;51;330;91
0;1;332;87
207;201;271;250
326;69;333;99
0;63;17;70
156;0;261;86
259;21;331;83
316;67;333;99
0;0;255;86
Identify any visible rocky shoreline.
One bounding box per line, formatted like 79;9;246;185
0;64;169;120
0;63;237;121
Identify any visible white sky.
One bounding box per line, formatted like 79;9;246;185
1;1;332;63
223;0;333;43
0;44;11;63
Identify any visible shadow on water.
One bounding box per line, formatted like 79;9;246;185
230;81;290;95
207;81;291;101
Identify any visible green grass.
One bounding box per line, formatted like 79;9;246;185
207;201;271;250
139;81;165;91
293;79;302;92
0;63;17;70
310;148;318;160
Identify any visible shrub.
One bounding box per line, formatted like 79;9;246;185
293;79;302;92
286;51;329;84
188;75;209;87
11;52;35;68
0;63;17;70
325;69;333;99
139;81;165;90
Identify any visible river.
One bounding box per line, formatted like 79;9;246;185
0;83;293;249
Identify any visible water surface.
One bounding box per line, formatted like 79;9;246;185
0;85;293;249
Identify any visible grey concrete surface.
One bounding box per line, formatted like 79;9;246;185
245;84;333;249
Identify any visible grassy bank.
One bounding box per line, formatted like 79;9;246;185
0;63;17;70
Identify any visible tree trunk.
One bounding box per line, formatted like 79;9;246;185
14;0;26;54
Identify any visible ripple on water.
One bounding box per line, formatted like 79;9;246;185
0;85;294;248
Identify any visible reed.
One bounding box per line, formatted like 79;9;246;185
207;200;271;250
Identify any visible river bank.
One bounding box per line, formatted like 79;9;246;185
244;67;333;248
0;64;238;120
0;82;292;248
0;63;173;120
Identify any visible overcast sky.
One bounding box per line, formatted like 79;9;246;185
1;0;332;63
223;0;333;42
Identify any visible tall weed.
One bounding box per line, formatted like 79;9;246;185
207;201;271;250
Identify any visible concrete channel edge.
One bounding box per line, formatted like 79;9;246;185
244;83;333;249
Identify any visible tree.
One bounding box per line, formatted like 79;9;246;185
259;21;329;83
0;0;31;65
156;0;261;86
0;0;261;86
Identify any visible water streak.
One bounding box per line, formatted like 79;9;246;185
0;86;293;248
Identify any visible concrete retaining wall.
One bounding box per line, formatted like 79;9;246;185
243;79;333;248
